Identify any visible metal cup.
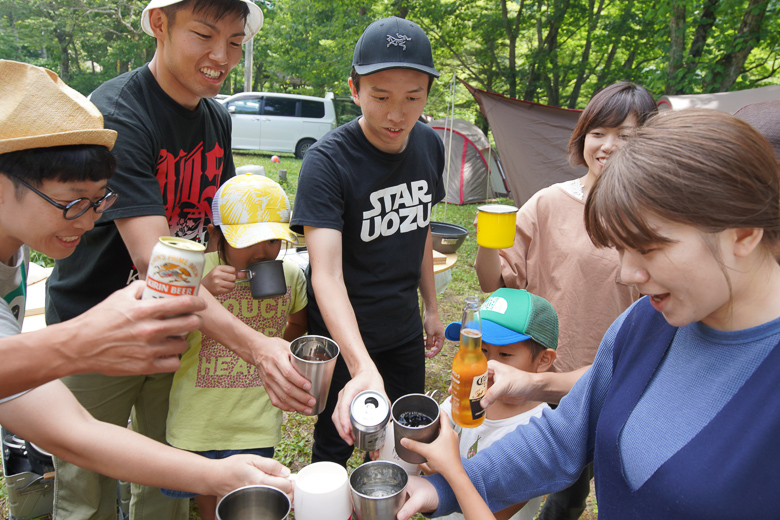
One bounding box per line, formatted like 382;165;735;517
477;204;519;249
290;335;340;416
239;259;287;299
216;485;291;520
349;461;408;520
391;393;441;464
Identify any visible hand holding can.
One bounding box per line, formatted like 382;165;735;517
142;236;206;300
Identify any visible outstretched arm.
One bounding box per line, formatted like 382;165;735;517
0;281;205;399
474;245;505;293
419;228;444;358
481;361;590;409
0;381;293;498
472;212;506;292
305;226;385;444
400;412;496;520
116;214;315;414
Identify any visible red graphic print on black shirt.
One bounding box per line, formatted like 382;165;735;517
156;141;225;243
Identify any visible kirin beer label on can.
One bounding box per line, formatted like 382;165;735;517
350;390;390;452
142;237;206;300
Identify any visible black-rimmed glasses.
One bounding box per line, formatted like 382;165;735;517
8;175;118;220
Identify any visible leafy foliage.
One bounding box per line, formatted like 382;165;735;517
1;0;777;113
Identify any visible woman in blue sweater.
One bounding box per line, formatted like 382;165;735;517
398;109;780;520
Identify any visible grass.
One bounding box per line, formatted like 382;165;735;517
0;151;596;519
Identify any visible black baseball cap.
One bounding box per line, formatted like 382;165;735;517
352;16;439;78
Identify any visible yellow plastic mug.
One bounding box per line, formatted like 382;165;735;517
477;204;519;249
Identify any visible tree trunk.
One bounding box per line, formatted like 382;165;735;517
523;0;569;103
500;0;522;98
709;0;769;92
665;0;686;95
53;29;71;82
687;0;719;61
521;0;545;101
568;0;606;107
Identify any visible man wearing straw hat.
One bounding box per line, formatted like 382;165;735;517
0;59;293;515
44;1;313;518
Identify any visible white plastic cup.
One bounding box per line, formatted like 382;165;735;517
291;462;352;520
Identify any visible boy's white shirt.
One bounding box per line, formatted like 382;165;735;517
437;396;550;520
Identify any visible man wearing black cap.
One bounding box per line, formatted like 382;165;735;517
291;16;446;466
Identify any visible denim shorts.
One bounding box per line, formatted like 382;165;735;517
161;446;275;499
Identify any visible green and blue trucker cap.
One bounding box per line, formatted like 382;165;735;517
445;288;558;350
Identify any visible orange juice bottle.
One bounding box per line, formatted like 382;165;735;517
451;298;488;428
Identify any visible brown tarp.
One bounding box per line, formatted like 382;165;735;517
657;85;780;114
461;80;585;207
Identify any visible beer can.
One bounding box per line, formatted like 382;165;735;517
142;236;206;300
350;390;391;452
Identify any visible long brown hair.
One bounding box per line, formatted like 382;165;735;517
585;109;780;258
568;82;657;168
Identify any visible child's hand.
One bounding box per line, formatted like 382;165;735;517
201;265;241;295
400;410;461;478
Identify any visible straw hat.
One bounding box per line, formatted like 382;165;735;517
141;0;264;44
0;60;116;154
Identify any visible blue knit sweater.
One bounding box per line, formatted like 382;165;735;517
427;297;780;518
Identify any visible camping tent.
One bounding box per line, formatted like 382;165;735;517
462;80;780;207
461;80;584;207
657;85;780;113
429;118;509;204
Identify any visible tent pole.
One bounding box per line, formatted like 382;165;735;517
486;138;493;201
441;73;457;222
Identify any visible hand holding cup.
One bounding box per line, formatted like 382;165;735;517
400;410;460;477
391;393;441;464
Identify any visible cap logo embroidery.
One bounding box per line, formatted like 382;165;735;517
386;33;411;50
482;296;508;314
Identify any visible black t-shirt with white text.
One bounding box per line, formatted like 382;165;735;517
46;65;235;324
291;119;445;351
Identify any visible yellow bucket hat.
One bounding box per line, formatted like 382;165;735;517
211;173;296;249
0;60;117;154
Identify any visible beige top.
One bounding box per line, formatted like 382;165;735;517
499;181;637;372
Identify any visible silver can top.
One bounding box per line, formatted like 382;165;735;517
350;391;390;427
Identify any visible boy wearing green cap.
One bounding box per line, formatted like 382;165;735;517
290;16;446;467
438;288;558;520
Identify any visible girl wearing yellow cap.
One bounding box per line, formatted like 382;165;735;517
163;173;307;520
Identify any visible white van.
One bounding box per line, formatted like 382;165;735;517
220;92;337;158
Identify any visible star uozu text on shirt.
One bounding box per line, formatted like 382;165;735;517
360;180;432;242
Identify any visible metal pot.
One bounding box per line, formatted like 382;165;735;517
431;221;468;254
3;433;25;456
25;440;54;475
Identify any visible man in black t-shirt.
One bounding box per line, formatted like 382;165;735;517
45;2;313;518
290;17;446;466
